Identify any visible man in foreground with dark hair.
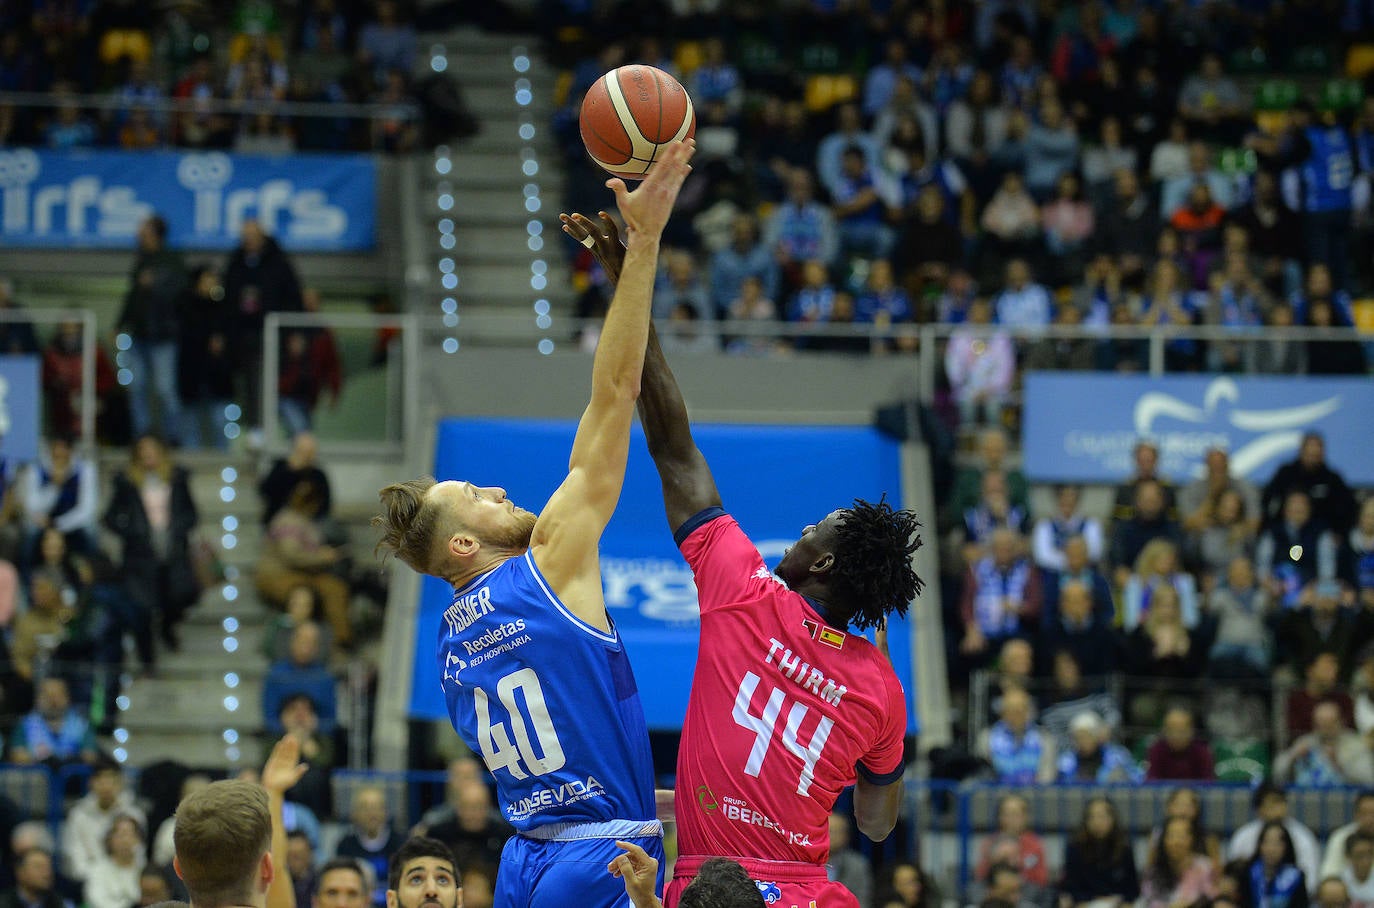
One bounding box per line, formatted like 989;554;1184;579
563;211;922;908
610;842;763;908
386;838;460;908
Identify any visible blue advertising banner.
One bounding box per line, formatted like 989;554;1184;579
0;357;40;466
1023;372;1374;485
409;418;919;733
0;149;375;251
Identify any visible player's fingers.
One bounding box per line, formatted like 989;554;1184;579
605;178;630;204
597;211;621;242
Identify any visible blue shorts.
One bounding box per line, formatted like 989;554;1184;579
495;827;664;908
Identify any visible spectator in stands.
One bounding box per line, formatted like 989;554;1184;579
1277;700;1374;787
1042;536;1116;632
119;215;187;444
44;86;96;149
883;863;939;908
977;685;1057;784
1290;651;1357;739
1032;485;1104;573
256;480;352;651
1061;796;1140;908
976;862;1034;908
1082;119;1138;205
1145;707;1215;781
1347;500;1374;610
1322;793;1374;882
816;103;881;202
945;69;1009;163
863;38;923;119
223;219;304;431
1023;300;1098;372
103;434;200;653
1140;816;1219;908
946;297;1016;427
8;677;95;766
1237;822;1310;908
0;848;67;908
1040;649;1123;750
1024;97;1080;201
1096;169;1159;277
1188;488;1257;585
262;621;337;736
994;258;1052;329
425;781;511;873
457;865;493;908
1259;491;1342;611
139;867;172;906
1125;585;1207;695
336;786;401;907
855;259;916;353
415;758;487;832
277;693;333;817
959;528;1041;664
1208;556;1274;680
83;815;144;908
987;638;1035;723
653;251;711;323
150;774;211;868
1181;449;1261;538
1111;481;1182;587
1058;710;1141;783
1306;299;1368;377
177;264;236;450
832;147;898;263
259;432;332;527
1113;441;1177;522
286;832;315;908
1040;172;1095;277
961;472;1030;565
1228;783;1322;887
41;321;118;444
826;813;871;907
709;214;778;318
766;169;839;286
1290;263;1354;328
1146;788;1224;870
979;171;1042;262
11;570;75;683
949;428;1030;528
1281;582;1360;683
974;795;1050;890
1041;579;1119;678
313;857;368;908
60;760;145;886
1230;170;1303;295
278;288;344;437
1122;539;1200;630
1340;834;1374;907
1161;142;1234;221
19;434;98;564
1263;433;1358;537
357;0;415;84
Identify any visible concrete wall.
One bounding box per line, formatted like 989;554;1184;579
420;347;923;425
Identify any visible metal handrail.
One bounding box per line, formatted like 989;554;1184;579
0;90;420;121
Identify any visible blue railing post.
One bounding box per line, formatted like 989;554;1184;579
957;783;972;895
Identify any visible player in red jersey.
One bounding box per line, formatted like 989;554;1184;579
560;212;924;908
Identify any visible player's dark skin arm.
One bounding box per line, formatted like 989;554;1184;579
560;211;721;532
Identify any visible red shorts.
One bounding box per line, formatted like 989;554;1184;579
663;854;859;908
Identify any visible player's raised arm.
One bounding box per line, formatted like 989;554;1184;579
560;211;722;535
532;140;695;607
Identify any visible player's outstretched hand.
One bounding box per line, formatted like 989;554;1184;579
608;840;663;908
261;735;309;796
605;139;694;240
560;210;626;285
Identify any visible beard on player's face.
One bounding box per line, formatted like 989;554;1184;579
480;508;537;551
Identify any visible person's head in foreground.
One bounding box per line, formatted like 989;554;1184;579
172;780;273;908
374;478;538;583
387;837;460;908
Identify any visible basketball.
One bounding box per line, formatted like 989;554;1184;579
579;64;696;181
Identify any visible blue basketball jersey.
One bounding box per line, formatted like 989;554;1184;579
1302;125;1355;212
437;551;656;832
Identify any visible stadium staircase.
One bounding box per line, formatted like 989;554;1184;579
420;27;574;318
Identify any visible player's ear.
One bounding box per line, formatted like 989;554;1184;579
449;531;479;558
386;891;398;908
809;551;835;575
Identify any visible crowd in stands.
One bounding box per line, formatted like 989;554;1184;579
550;0;1373;420
0;0;460;153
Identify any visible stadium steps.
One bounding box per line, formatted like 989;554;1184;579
417;26;573;312
92;450;275;771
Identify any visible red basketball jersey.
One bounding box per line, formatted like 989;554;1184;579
674;512;906;867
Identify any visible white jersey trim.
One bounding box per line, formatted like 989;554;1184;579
523;551;619;644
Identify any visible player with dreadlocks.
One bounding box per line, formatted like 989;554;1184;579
561;210;924;908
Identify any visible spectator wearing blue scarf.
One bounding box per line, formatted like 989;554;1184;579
8;678;96;767
1238;822;1310;908
976;686;1057;784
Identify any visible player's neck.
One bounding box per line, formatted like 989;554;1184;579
447;549;522;589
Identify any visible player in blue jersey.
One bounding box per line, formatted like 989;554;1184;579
373;139;695;908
